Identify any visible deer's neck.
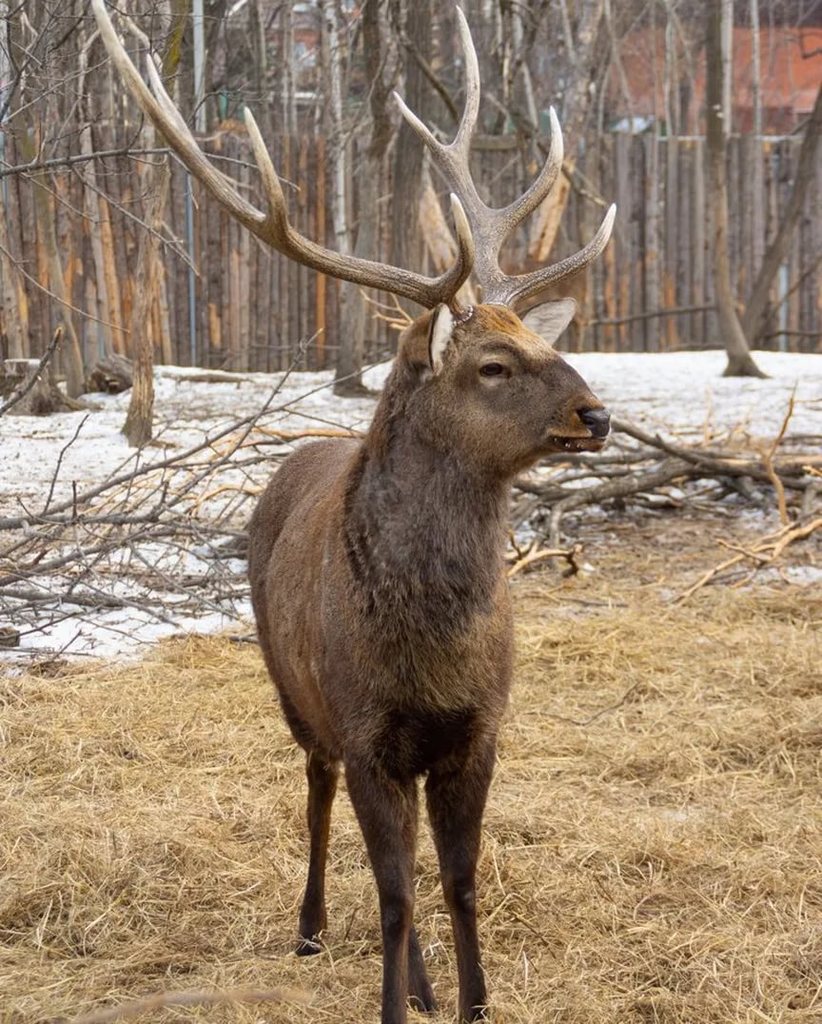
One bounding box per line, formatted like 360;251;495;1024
342;392;508;639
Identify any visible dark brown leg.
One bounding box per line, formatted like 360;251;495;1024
345;759;419;1024
297;751;339;955
425;739;496;1022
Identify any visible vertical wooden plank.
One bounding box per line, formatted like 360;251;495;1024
239;151;251;371
165;160;181;363
220;160;232;369
599;135;615;352
255;236;270;374
692;137;707;348
280;133;292;369
3;135;30;357
786;142;800;351
664;136;679;349
675;141;690;346
33;175;51;357
205;136;222;365
728;136;740;313
644;132;661;351
614;133;632;352
315;134;327;369
737;135;752;305
297;133;309;368
765;139;781;345
809;137;822;351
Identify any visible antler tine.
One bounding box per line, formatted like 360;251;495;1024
91;0;264;236
497;107;564;233
91;0;474;309
490;203;618;313
394;7;617;312
244;103;475;305
451;6;481;159
393;6;488;215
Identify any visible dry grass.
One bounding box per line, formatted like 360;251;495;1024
1;520;820;1024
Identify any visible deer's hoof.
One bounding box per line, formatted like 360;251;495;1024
295;936;324;956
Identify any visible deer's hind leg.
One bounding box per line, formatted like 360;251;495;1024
297;749;339;955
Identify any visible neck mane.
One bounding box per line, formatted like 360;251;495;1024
342;372;509;641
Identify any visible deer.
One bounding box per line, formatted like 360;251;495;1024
92;3;615;1022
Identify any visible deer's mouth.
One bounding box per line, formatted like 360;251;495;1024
544;434;608;454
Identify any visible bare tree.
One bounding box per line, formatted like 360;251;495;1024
0;1;25;360
334;0;396;396
390;0;432;283
705;0;765;378
742;83;822;345
121;157;170;447
528;0;606;264
23;126;86;397
120;8;176;447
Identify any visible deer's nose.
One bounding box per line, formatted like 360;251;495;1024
578;406;611;438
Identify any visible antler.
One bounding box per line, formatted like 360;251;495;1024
394;6;615;314
90;0;474;310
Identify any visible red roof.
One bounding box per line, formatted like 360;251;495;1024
612;26;822;133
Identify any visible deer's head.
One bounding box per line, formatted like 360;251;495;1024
394;300;608;477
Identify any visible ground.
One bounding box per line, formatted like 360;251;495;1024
1;515;819;1024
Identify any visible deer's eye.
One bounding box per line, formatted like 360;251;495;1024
479;362;506;378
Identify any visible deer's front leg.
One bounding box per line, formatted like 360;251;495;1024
345;759;421;1024
426;737;496;1022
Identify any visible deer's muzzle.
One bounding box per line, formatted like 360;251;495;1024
578;406;611;439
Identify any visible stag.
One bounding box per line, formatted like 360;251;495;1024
92;3;615;1021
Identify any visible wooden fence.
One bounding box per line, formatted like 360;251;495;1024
1;127;819;378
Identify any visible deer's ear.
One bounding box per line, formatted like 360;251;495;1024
428;304;455;374
523;298;577;346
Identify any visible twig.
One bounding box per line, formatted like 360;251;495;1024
42;414;90;514
0;327;63;416
507;543;583;578
587;304;716;328
544;683;641;727
675;516;822;602
760;390;796;525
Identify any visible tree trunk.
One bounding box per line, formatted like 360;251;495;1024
0;179;24;360
0;1;24;360
79;26;126;362
529;0;605;263
32;171;86;396
280;2;296;136
122;160;170;447
741;83;822;345
19;115;86;396
705;3;765;378
334;0;394;395
390;0;431;284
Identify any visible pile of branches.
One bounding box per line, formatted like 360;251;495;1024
1;385;819;662
509;406;820;576
0;379;357;661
